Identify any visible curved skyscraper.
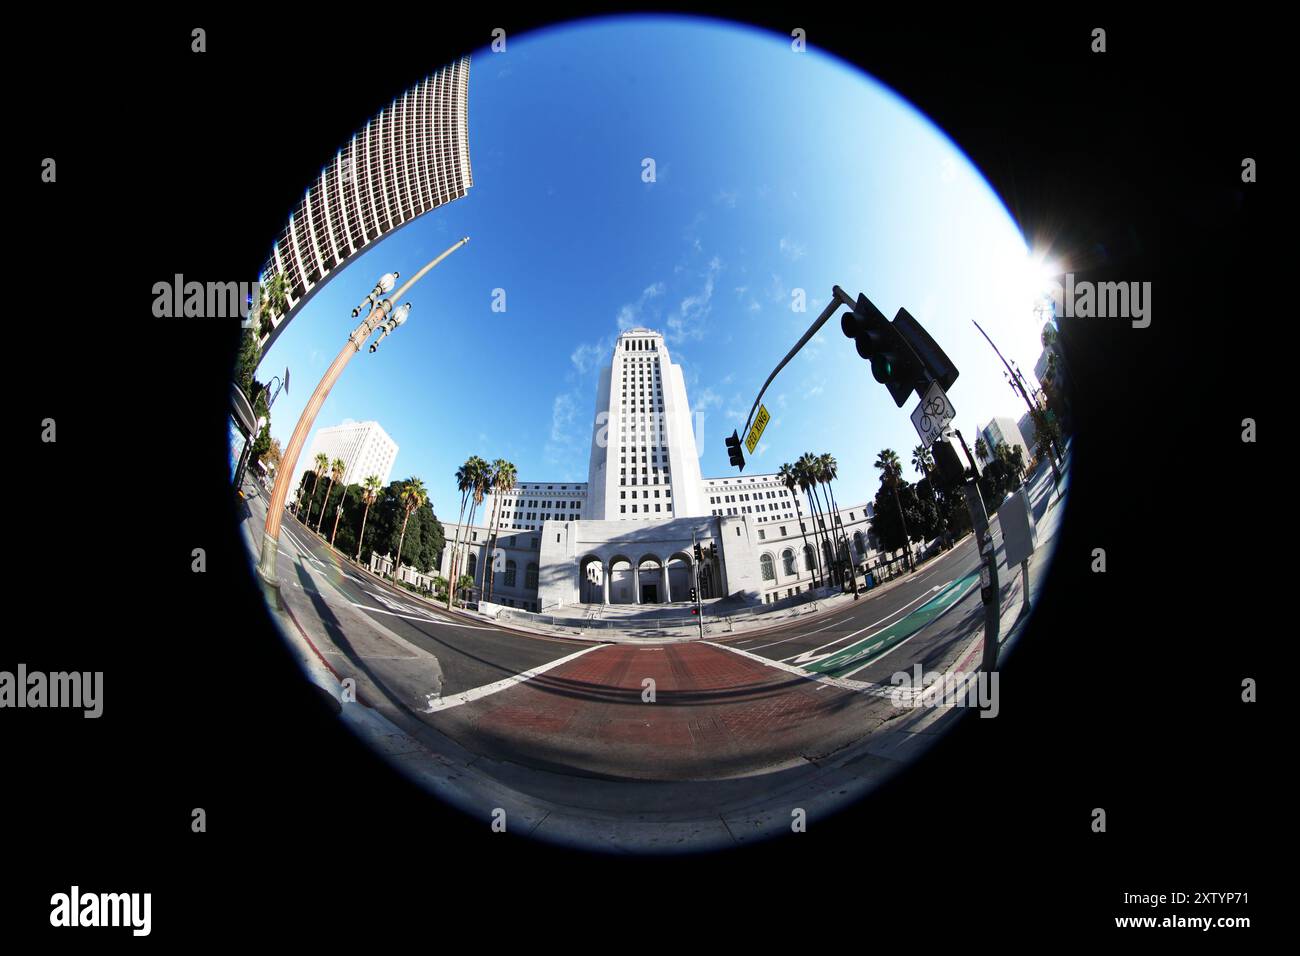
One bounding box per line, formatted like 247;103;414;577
258;56;473;348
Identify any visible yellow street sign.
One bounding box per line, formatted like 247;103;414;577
745;404;770;454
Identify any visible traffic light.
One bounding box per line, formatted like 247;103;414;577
841;295;959;408
689;587;698;603
893;308;959;393
840;294;921;407
932;431;967;491
725;430;745;470
693;544;702;562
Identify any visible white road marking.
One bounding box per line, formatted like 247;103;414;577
350;602;495;630
744;616;855;652
423;644;604;712
704;641;887;696
781;585;947;664
836;578;979;678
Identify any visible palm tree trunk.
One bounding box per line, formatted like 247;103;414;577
330;500;343;547
446;491;469;608
805;490;827;587
824;481;846;583
892;482;913;572
484;494;502;601
315;478;333;532
304;474;321;526
790;487;816;589
816;483;838;586
356;502;371;562
394;509;412;582
466;496;483;597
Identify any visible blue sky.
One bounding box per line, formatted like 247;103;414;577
258;15;1054;517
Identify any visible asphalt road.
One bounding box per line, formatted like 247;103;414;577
240;461;1059;781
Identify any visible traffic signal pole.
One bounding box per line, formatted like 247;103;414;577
953;429;1000;673
737;286;856;442
692;528;704;640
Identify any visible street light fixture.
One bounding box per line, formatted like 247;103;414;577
352;272;399;318
368;302;411;353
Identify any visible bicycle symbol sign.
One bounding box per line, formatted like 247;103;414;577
910;381;956;448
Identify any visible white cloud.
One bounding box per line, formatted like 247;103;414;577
549;392;578;443
779;236;807;261
667;256;722;345
613;281;665;332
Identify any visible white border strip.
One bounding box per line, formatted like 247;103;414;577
423;644;603;712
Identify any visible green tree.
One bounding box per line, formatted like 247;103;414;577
254;272;292;339
392;477;429;579
870;479;925;557
874;448;914;572
1030;404;1063;465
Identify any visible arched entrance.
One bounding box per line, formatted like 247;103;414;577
608;556;634;604
666;552;692;602
636;555;664;604
579;554;605;604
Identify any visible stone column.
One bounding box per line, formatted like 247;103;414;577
633;563;641;604
602;563;610;605
661;563;671;603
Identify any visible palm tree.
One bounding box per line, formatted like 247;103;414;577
484;459;517;602
316;457;344;533
393;477;428;581
455;456;491;603
974;436;990;464
779;462;818;588
802;453;837;586
795;454;829;588
304;452;329;526
874;448;913;572
355;475;381;563
254;272;292;339
446;458;479;608
471;462;495;595
911;445;933;480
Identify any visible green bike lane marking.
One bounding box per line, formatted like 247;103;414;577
802;572;980;677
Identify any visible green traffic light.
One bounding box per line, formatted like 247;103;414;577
871;355;895;383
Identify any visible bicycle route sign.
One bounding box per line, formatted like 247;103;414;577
910;381;956;449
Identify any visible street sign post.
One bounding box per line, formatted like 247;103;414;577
745;403;770;454
910;381;956;449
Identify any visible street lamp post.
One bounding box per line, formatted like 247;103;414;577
256;238;470;595
972;319;1062;490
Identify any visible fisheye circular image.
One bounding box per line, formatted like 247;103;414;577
230;14;1072;853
